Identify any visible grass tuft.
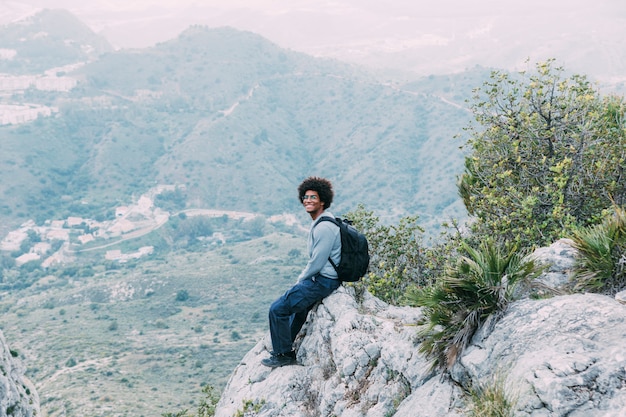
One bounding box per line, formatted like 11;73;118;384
466;373;517;417
571;205;626;295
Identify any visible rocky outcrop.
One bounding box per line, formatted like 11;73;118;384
215;240;626;417
450;293;626;417
0;331;40;417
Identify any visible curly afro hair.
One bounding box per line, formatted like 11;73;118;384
297;176;334;209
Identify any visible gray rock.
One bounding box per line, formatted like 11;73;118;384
215;241;626;417
0;331;40;417
454;294;626;417
528;238;578;294
215;287;450;417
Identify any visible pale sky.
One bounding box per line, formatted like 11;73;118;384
2;0;625;81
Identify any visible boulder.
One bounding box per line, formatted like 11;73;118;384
214;287;462;417
0;331;40;417
215;241;626;416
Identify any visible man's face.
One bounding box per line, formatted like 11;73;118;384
302;190;324;217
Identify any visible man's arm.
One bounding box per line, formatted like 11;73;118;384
298;222;338;281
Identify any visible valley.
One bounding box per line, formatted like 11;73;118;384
1;209;307;416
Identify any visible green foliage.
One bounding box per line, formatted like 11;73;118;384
570;205;626;294
242;217;267;238
406;240;541;371
344;205;431;304
459;59;626;249
234;398;265;417
166;216;215;248
155;187;188;212
162;411;188;417
196;385;220;417
0;255;15;270
465;373;517;417
287;248;302;259
176;290;190;302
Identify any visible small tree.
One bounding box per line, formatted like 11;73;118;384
459;59;626;249
176;289;190;302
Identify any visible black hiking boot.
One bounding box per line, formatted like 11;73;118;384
261;351;297;368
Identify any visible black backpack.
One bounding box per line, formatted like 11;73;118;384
315;217;370;282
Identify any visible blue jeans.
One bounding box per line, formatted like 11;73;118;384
268;275;341;355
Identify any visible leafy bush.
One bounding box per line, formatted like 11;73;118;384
570;205;626;295
459;59;626;249
344;205;431;304
154;187;188;212
176;290;190;302
166;216;216;249
406;240;541;371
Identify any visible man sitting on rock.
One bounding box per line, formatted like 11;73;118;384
262;176;342;368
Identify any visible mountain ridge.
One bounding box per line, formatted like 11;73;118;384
0;8;112;74
1;15;477;237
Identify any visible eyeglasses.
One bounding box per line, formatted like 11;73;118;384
302;195;318;201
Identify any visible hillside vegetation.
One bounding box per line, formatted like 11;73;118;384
0;17;482;237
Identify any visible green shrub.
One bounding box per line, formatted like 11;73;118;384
459;59;626;249
570;205;626;295
162;411;188;417
234;398;265;417
176;289;190;302
154;187;187;212
196;384;220;417
406;240;541;371
344;205;431;304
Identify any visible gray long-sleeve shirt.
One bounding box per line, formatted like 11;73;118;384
298;211;341;281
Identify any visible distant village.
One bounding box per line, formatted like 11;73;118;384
0;53;300;268
0;184;300;269
0;188;171;268
0;61;172;266
0;60;80;125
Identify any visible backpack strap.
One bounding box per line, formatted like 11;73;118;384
313;216;340;272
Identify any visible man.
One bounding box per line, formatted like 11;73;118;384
262;176;342;368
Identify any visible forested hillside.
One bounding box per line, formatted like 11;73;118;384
0;15;482;237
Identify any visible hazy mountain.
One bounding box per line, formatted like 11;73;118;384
0;8;112;74
0;13;479;236
2;1;624;91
